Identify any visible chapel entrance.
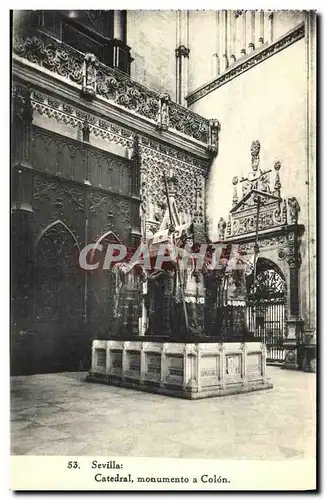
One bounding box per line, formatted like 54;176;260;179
246;258;287;363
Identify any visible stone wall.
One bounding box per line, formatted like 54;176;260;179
127;10;177;99
126;10;306;100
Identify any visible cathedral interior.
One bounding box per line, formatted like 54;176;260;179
11;10;316;382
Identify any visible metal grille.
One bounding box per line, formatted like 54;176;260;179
247;262;287;363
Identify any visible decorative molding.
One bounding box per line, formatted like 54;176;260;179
13;62;210;161
186;22;305;105
16;85;209;245
13;29;210;144
237;235;287;252
27;87;210;174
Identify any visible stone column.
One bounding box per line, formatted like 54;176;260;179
175;10;190;105
140;344;146;382
221;10;228;72
11;88;34;317
211;10;220;77
113;10;126;42
240;11;246;55
258;10;265;45
247;10;255;53
229;10;236;64
108;10;133;74
11;84;34;374
122;342;128;380
268;12;274;43
105;342;112;375
283;226;304;370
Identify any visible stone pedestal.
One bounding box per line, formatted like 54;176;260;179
303;328;316;373
283;317;304;370
87;340;272;399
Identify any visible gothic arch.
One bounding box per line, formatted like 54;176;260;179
32;219;85;372
35;219;80;251
247;257;287;300
88;230;123;265
94;230;123;246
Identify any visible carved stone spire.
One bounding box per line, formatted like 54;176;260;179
250;140;261;171
282;198;288;224
227;214;232;236
232;176;239;207
274;160;282;197
167;170;178;200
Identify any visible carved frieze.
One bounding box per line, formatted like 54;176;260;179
140;146;206;229
33;175;84;214
13;31;84;85
168;101;209;143
14;30;210;143
29;89;209;171
225;141;302;238
230;195;284;236
237;235;286;252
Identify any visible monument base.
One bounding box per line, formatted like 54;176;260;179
87;340;273;399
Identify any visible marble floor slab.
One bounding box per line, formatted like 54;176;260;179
10;367;316;459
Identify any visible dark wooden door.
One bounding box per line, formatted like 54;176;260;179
31;221;85;373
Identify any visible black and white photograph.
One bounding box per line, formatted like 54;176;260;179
10;7;317;491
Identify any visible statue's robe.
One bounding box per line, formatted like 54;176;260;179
110;263;142;337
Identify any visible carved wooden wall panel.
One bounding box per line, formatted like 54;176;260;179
12;125;139;374
30;125;133;196
32;175;86;247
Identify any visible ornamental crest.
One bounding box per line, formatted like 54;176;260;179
223;141;300;238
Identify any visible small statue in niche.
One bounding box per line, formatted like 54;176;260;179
288;197;300;224
82;117;90;142
218;217;226;240
207;119;220;156
82;53;98;100
156;93;170;131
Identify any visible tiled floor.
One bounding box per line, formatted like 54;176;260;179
10;367;316;459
